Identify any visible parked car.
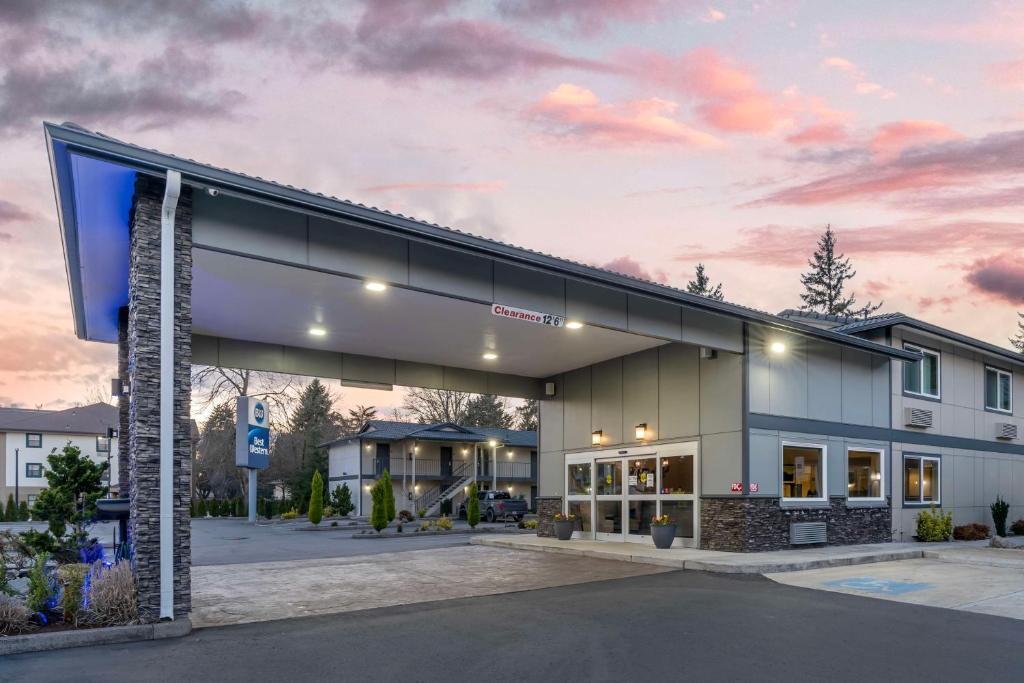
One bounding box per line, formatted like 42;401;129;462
458;490;528;522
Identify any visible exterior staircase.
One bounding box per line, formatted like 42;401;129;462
416;460;473;517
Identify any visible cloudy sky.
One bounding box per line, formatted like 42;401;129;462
1;0;1023;414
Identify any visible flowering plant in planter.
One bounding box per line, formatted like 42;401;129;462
553;513;577;521
552;512;576;540
650;514;677;549
650;514;671;526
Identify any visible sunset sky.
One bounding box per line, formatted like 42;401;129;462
1;0;1023;416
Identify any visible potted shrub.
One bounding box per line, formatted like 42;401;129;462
553;512;576;540
650;514;677;549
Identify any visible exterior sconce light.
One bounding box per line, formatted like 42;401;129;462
635;423;648;440
770;341;786;354
591;430;603;446
488;439;497;448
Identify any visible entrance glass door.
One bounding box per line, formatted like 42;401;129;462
626;457;657;542
594;458;622;540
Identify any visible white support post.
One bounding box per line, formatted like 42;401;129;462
159;169;181;621
492;444;497;491
248;469;257;523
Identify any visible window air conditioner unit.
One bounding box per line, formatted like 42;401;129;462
904;407;933;429
994;422;1018;440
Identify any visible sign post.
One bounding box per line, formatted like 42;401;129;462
236;397;271;523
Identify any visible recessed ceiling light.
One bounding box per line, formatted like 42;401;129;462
308;327;327;337
770;341;786;354
364;281;387;292
482;352;498;360
566;321;583;330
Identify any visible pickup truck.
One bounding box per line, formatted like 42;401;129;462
459;490;528;523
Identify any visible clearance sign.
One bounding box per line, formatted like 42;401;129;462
491;303;565;328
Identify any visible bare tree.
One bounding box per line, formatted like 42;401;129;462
191;366;299;429
80;383;113;407
401;388;471;424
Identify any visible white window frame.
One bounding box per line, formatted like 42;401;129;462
903;343;941;399
781;441;828;504
25;463;44;478
846;447;885;502
903;454;941;506
984;365;1013;414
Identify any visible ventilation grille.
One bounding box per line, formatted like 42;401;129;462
790;522;827;545
904;407;933;428
994;422;1018;440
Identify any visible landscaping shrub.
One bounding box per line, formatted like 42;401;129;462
437;515;453;531
263;499;274;520
197;498;208;518
234;497;244;517
57;563;90;626
26;552;56;616
991;495;1009;537
0;594;36;635
439;499;453;516
18;500;29;521
332;483;354;517
281;509;298;520
370;480;388;533
916;504;952;542
380;471;396;523
952;523;990;541
85;561;138;626
417;508;427;518
1011;519;1024;536
323;505;335;518
4;493;15;522
308;471;324;526
398;509;413;522
466;483;480;529
419;520;430;532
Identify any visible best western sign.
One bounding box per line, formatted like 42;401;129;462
491;303;565;328
236;396;270;470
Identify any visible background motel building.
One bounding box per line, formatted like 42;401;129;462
45;122;1024;618
0;402;119;506
325;420;537;518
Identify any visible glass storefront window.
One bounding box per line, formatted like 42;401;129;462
567;500;592;532
567;463;592;496
628;500;657;536
782;444;825;501
596;500;622;534
847;449;882;499
628;458;657;495
660;500;694;538
595;460;622;496
660;455;693;494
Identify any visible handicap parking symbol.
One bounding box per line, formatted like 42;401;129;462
823;577;934;595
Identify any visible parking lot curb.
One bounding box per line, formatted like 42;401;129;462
0;616;192;657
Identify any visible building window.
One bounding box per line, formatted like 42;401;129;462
660;455;694;494
904;455;940;505
903;344;940;399
984;366;1012;413
27;494;38;507
847;448;884;500
782;443;827;502
25;463;43;478
96;436;111;453
566;462;592;496
25;433;42;448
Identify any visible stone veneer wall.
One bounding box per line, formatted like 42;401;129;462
127;175;193;620
701;497;891;552
536;496;562;537
117;307;130;496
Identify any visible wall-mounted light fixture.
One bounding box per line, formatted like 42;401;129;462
591;430;603;446
488;439;497;448
482;352;499;361
364;281;387;292
769;341;786;354
566;321;583;330
635;423;648;440
308;326;327;337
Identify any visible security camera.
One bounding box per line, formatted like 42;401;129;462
206;187;220;197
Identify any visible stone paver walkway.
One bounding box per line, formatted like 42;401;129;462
191;544;671;628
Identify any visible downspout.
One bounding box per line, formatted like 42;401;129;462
160;170;181;620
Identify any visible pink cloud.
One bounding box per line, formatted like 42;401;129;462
624;48;786;134
864;279;892;300
822;56;895;99
749;129;1024;206
988;59;1024;90
529;83;721;148
495;0;672;35
785;122;848;146
0;199;31;224
359;181;506;193
870;120;961;161
599;256;669;283
917;295;958;313
964;253;1024;305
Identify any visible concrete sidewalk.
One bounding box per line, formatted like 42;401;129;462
470;535;972;573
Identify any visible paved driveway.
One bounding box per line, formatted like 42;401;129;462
191;544;671;627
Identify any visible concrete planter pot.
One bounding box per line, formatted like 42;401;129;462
554;519;575;540
651;524;677;549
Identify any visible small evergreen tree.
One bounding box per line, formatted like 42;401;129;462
309;471;324;525
380;470;396;524
4;494;15;522
198;498;208;518
466;482;480;529
799;225;881;317
333;483;354;517
18;500;29;521
686;263;724;300
234;497;244;517
1010;313;1024;353
370;480;387;533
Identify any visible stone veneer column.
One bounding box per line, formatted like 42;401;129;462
127;175;193;620
117;307;130;496
535;496;562;537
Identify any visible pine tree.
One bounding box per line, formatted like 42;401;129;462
514;399;538;432
4;494;15;522
308;471;324;525
198;498;208;518
370;480;387;533
1010;313;1024;353
17;500;29;522
463;394;513;428
333;483;354;517
799;225;881;317
286;379;341;510
466;482;480;529
380;470;396;523
685;263;724;300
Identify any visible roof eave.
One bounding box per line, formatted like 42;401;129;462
45;123;88;340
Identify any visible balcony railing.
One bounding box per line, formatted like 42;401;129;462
365;456;535;481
